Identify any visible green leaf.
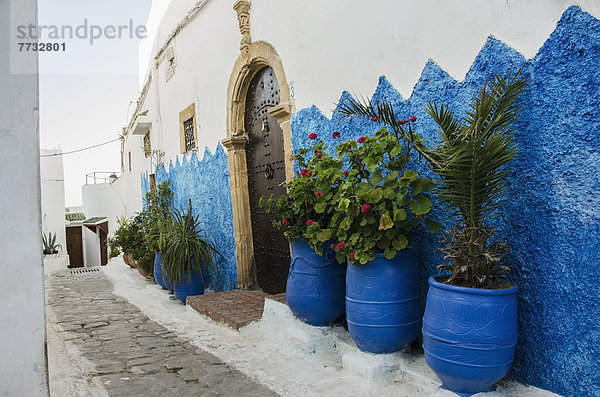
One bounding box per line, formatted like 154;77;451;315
315;202;327;214
384;247;396;260
338;198;350;211
378;210;393;230
383;187;396;199
409;195;432;215
425;218;442;233
340;216;352;230
392;234;408;250
316;229;332;242
367;188;384;203
390;145;402;157
393;208;407;222
371;169;384;186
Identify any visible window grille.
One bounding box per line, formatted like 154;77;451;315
183;116;195;152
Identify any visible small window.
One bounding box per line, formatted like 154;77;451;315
143;132;151;157
179;103;197;153
183;116;195;152
128;151;132;171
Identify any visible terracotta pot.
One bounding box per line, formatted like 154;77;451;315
123;252;132;266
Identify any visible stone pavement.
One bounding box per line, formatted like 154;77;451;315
45;269;279;396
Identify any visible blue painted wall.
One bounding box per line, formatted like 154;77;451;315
142;145;238;291
291;7;599;396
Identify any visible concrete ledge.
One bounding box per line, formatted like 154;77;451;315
262;298;338;355
260;298;559;397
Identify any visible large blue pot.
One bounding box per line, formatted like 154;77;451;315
153;252;171;290
345;249;421;354
172;270;205;305
286;240;346;326
422;277;518;395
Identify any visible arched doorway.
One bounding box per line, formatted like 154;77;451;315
244;66;290;293
222;39;294;292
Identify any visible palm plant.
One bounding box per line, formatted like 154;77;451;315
338;69;526;288
160;208;223;285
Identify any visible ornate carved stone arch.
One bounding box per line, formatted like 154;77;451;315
222;1;294;289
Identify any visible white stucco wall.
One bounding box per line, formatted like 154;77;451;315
40;149;67;253
82;182;127;238
84;227;101;267
0;0;49;394
123;0;600;181
250;0;600;113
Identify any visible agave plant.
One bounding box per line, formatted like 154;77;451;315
160;208;223;285
338;69;526;288
42;232;61;255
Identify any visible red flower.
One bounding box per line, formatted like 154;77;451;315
282;218;289;226
316;191;322;196
289;157;294;161
357;136;366;144
330;243;335;249
398;119;408;125
336;242;345;251
343;170;349;177
332;131;341;138
306;219;314;226
409;116;417;122
316;152;322;158
371;116;379;122
350;252;355;260
309;133;318;140
300;169;312;177
361;204;371;213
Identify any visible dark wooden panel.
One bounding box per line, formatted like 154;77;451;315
245;66;290;294
66;226;84;268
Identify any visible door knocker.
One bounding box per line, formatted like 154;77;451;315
264;163;274;179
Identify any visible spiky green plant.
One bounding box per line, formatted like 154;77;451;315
338;69;526;288
42;232;61;255
160;208;223;285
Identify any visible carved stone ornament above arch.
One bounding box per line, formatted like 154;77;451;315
222;1;294;290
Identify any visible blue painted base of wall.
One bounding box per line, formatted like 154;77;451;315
291;7;600;396
142;145;237;292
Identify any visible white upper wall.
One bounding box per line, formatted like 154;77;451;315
82;182;127;238
126;0;600;177
251;0;600;114
40;149;67;254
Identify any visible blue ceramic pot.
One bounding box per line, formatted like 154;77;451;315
153;252;168;290
345;249;421;353
172;270;205;305
422;277;518;395
286;240;346;326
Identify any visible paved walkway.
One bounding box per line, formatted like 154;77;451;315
45;268;279;396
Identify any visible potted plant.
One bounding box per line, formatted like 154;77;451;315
160;206;222;304
318;125;438;354
42;232;62;255
113;216;135;267
143;180;174;289
261;135;346;327
340;70;526;392
420;71;526;395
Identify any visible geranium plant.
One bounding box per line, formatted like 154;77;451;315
320;126;439;265
260;132;343;255
338;70;526;287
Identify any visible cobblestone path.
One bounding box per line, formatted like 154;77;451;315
46;269;279;397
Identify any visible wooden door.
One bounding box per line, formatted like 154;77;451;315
66;226;84;268
99;222;108;266
245;66;290;294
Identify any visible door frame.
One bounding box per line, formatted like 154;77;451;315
222;38;294;290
